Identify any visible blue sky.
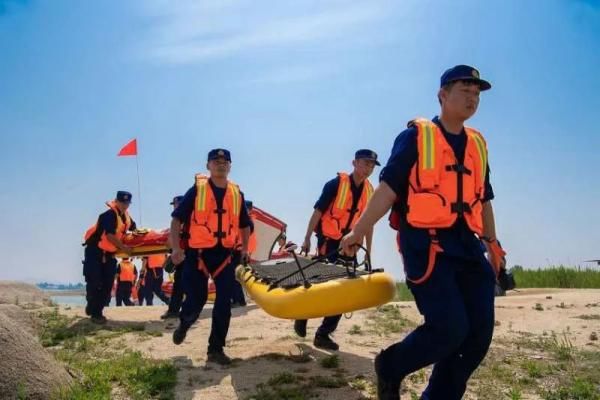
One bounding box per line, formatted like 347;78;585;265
0;0;598;283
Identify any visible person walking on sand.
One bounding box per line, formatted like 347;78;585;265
82;191;136;324
341;65;505;400
295;149;379;351
170;148;252;365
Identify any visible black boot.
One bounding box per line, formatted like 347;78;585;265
374;351;400;400
172;324;188;345
313;334;339;351
294;320;307;338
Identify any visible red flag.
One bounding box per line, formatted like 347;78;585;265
117;139;137;156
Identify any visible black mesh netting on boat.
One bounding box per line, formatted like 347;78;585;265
245;258;372;289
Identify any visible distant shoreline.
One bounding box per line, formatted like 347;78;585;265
43;289;85;296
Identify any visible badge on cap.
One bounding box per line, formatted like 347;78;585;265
218;150;224;156
471;69;480;78
124;194;129;200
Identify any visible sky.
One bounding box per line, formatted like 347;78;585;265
0;0;599;283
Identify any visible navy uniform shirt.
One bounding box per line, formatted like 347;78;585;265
380;116;494;260
172;179;252;266
314;174;364;242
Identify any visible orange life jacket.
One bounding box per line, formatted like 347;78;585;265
393;118;488;235
118;260;136;282
83;201;132;253
188;175;242;249
320;173;374;240
147;254;166;269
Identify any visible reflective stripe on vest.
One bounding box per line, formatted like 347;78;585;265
406;118;487;235
188;177;242;249
320;173;373;240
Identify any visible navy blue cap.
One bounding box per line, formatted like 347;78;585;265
355;149;380;166
440;65;491;91
116;191;132;203
207;148;231;162
170;195;184;205
245;200;253;209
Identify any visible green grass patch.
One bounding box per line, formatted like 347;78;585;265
308;375;346;388
512;265;600;288
366;304;415;336
319;354;339;369
34;309;176;400
395;282;414;301
347;324;363;335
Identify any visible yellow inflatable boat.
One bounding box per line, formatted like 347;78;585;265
236;255;395;319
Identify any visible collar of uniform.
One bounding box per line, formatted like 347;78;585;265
348;173;364;190
432;116;466;137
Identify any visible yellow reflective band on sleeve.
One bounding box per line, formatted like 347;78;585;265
365;181;374;200
469;133;488;178
421;123;436;171
196;181;207;211
230;184;241;216
336;179;350;210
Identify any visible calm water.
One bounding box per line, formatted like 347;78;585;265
50;295;87;306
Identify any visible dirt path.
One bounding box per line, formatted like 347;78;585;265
61;289;600;399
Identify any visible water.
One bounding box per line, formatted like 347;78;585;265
50;295;86;306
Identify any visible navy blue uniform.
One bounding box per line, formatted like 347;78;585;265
172;180;251;353
231;219;254;306
143;261;170;306
115;264;137;306
83;208;136;318
297;174;364;339
377;116;496;400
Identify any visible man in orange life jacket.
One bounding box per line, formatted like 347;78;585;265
341;65;505;400
161;195;186;319
137;265;147;306
169;148;252;365
295;149;378;351
142;254;170;306
82;191;136;324
231;199;256;307
115;257;137;306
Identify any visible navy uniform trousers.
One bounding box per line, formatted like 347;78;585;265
83;246;117;318
144;267;170;305
179;249;236;353
377;252;496;400
166;263;185;314
295;236;348;337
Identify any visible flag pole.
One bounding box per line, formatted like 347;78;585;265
135;153;142;226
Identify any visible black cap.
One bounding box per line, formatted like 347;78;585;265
207;148;231;162
245;200;253;209
170;195;184;205
440;65;491;91
116;191;132;203
355;149;380;166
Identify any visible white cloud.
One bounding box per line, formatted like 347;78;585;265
140;0;392;64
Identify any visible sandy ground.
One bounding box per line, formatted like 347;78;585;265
57;288;600;400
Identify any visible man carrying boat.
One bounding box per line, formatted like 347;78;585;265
161;195;186;319
115;257;137;306
295;149;379;350
170;148;252;365
82;191;136;324
341;65;505;399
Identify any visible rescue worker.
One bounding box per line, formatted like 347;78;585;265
115;257;137;306
161;195;186;319
231;200;256;307
170;148;252;365
137;265;147;306
82;191;136;324
142;254;170;305
296;149;379;350
340;65;505;399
